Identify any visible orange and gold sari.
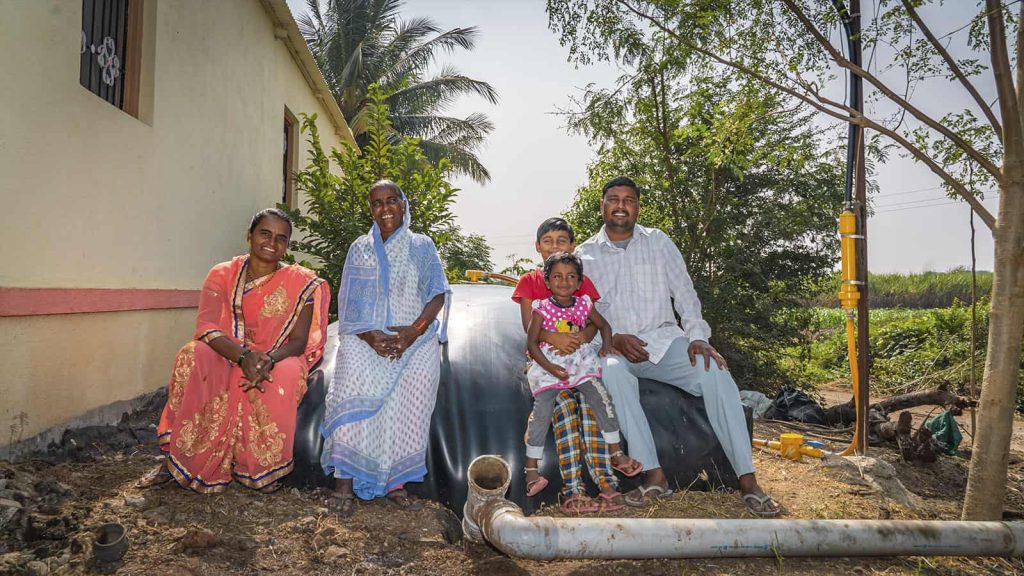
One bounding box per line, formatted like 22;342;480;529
157;256;329;493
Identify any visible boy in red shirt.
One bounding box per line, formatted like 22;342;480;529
511;218;632;512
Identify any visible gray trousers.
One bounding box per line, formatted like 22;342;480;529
526;379;621;459
600;337;754;477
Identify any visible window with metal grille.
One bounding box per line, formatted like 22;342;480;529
80;0;142;116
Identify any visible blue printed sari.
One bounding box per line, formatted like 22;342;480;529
320;203;449;500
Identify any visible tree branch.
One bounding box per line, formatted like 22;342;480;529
900;0;1003;143
988;0;1024;154
782;0;1002;182
613;0;997;230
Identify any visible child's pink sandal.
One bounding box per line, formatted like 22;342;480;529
597;491;625;512
524;467;549;496
610;450;643;477
561;494;600;514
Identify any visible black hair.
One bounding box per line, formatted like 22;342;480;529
601;176;641;199
536;217;575;243
543;251;584;282
249;208;292;236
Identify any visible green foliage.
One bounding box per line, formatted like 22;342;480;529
546;0;1007;201
281;85;458;310
500;254;537;278
300;0;499;183
784;302;1023;402
562;76;844;390
438;227;493;283
808;269;994;309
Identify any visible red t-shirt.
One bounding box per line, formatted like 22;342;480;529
511;269;601;303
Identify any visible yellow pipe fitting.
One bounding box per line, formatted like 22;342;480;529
837;208;863;456
838;210;860;310
752;434;825;461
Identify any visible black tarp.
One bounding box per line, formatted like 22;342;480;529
288;284;751;516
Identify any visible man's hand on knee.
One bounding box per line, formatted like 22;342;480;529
611;334;649;363
688;340;727;371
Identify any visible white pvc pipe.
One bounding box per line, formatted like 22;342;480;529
464;455;1024;560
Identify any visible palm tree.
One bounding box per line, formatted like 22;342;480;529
298;0;499;184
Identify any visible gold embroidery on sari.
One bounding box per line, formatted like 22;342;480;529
175;392;228;457
296;371;308;405
260;285;290;319
217;403;245;474
247;391;286;467
244;328;257;349
169;341;196;412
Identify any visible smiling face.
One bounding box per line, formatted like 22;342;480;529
536;230;575;262
601;185;639;238
246;215;290;265
369;184;405;240
545;261;582;301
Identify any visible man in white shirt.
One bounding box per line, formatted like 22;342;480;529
576;176;779;516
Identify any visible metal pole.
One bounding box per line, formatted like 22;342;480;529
833;0;870;455
850;0;870;456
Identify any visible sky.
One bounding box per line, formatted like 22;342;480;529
286;0;1001;274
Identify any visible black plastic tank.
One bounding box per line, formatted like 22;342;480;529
288;284;751;516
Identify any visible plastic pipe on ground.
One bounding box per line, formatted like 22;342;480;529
463;455;1024;560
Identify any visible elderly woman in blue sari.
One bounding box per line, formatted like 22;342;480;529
321;179;449;517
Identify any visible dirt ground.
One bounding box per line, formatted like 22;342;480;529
1;391;1023;576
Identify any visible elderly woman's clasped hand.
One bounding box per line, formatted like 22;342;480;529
359;325;423;360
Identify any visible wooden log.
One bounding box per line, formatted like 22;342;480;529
823;387;976;426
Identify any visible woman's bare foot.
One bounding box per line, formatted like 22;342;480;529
386;488;423;511
327;478;357;517
327;491;356;517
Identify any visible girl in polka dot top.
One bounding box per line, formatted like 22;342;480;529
522;252;643;497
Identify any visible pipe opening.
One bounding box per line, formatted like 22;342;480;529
468;455;510;492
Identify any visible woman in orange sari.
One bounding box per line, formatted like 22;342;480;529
140;208;330;493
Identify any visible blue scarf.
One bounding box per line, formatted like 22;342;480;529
336;187;450;341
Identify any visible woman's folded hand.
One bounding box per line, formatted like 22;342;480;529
386;325;420;360
240;350;273;391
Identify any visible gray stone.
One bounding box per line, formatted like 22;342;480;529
142;506;169;524
0;489;29;504
34;479;71;497
822;454;920;509
323;545;349;563
0;498;21;529
25;560;49;576
0;552;28;572
123;494;146;509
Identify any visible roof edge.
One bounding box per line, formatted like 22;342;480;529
259;0;358;148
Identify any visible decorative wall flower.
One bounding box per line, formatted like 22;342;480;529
95;37;121;86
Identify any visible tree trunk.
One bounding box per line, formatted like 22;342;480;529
962;179;1024;520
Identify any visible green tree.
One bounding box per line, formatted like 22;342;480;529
548;0;1024;521
281;84;458;308
562;76;844;388
438;226;493;283
299;0;499;183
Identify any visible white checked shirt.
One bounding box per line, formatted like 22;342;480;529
576;224;711;364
